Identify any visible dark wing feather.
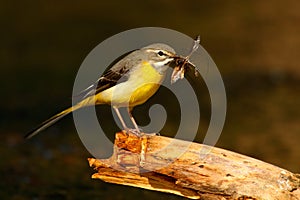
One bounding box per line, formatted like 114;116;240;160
75;50;135;99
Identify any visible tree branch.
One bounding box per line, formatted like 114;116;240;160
88;131;300;200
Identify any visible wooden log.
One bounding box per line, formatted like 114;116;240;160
88;131;300;200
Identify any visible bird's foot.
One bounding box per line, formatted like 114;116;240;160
126;128;143;137
144;132;160;137
124;128;160;138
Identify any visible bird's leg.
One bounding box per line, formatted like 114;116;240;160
128;107;160;137
127;107;143;136
127;107;147;166
113;106;129;132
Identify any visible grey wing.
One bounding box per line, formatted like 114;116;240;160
76;65;130;99
75;50;137;99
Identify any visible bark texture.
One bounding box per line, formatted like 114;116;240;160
88;131;300;200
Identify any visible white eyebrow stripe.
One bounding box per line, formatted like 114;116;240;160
146;49;174;57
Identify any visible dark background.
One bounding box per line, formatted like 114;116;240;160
1;1;299;199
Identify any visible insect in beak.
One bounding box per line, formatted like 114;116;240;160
171;35;201;84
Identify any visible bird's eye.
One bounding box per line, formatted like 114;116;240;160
157;51;165;56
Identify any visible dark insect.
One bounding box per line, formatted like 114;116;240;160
171;35;201;84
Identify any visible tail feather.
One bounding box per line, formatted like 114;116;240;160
25;106;74;139
25;94;97;139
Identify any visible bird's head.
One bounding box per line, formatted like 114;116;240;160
141;43;178;74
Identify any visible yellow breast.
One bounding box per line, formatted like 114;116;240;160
96;61;166;107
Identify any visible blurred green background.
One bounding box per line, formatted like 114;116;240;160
1;1;299;199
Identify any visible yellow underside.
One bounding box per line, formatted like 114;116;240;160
94;61;164;108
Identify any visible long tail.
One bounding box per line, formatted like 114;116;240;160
25;97;95;139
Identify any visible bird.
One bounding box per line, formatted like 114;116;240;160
25;43;181;139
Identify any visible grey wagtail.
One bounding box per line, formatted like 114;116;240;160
25;43;183;139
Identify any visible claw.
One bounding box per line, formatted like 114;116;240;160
126;128;143;136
